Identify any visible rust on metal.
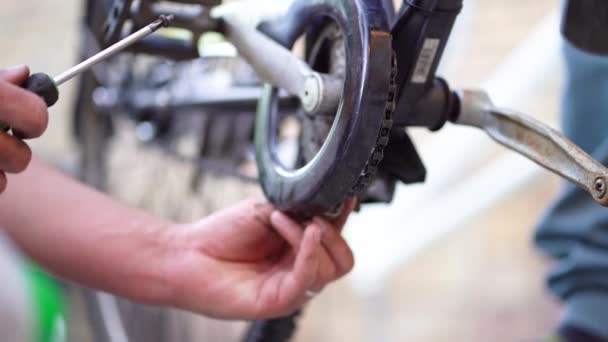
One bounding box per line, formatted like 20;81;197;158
455;89;608;207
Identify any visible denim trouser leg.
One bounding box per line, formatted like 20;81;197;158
535;40;608;338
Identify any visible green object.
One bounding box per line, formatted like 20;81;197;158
0;122;8;131
25;263;66;342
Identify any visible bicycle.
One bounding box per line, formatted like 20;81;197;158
71;0;608;341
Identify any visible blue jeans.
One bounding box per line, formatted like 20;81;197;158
535;40;608;338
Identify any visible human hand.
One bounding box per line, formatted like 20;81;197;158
0;66;48;193
164;198;357;319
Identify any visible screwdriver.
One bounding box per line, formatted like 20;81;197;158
0;15;174;132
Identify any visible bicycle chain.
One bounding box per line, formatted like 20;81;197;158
349;52;397;196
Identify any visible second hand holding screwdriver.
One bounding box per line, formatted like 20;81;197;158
0;15;174;131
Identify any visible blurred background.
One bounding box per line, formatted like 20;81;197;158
1;0;563;341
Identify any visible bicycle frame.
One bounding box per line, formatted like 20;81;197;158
82;0;462;137
392;0;462;128
74;1;608;342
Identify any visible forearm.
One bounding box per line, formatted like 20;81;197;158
0;157;176;305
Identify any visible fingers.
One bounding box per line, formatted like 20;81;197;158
329;197;358;231
0;132;32;173
251;200;275;221
0;66;45;194
0;132;32;194
271;201;356;311
271;211;336;292
314;217;355;278
0;74;48;139
287;224;322;298
272;205;355;281
271;197;357;247
270;211;304;249
0;65;30;85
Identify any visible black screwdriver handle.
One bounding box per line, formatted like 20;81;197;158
23;73;59;107
0;73;59;132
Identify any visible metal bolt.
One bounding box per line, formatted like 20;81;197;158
594;178;607;198
301;75;322;113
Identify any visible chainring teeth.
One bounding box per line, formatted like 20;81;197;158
348;53;397;197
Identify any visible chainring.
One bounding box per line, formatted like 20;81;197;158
301;23;397;199
255;0;395;215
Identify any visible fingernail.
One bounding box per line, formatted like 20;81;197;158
0;65;28;80
315;226;323;243
8;65;26;70
4;65;27;73
254;200;272;212
314;218;328;235
272;211;295;228
271;211;285;222
270;211;281;225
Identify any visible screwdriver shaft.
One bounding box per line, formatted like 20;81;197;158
54;15;174;86
0;16;173;131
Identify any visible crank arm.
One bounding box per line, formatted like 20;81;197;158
453;90;608;206
218;14;342;114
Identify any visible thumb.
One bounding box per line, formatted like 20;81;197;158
0;65;30;85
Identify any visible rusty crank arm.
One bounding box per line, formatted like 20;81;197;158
452;90;608;206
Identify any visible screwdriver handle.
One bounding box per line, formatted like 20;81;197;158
0;73;58;132
23;73;59;107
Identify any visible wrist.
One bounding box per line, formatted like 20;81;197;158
154;221;206;309
157;220;229;316
115;218;182;307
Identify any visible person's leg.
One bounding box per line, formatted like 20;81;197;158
535;21;608;341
